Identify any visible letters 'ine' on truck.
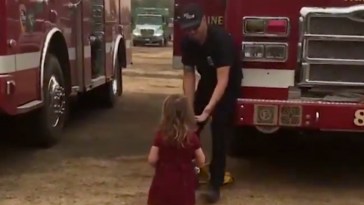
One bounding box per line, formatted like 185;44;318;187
0;0;132;147
173;0;364;156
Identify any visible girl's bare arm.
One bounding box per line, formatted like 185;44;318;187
148;146;159;167
194;148;206;168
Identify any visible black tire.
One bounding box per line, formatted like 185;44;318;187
93;59;122;108
29;54;68;148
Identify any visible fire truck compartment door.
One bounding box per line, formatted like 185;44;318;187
68;0;85;91
88;0;106;85
73;0;106;90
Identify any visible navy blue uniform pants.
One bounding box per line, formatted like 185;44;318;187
193;90;236;189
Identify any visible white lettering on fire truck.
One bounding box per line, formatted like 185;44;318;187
353;109;364;126
206;16;223;25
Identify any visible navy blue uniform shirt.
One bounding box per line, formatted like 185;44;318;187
181;25;243;104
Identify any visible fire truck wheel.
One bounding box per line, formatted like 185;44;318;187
32;54;68;148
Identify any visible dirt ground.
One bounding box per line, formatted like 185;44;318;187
2;43;364;205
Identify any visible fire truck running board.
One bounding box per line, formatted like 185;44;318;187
71;86;80;96
17;100;43;114
87;76;106;91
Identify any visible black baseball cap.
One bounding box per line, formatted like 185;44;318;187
178;3;204;30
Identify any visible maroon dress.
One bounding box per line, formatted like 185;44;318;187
147;131;201;205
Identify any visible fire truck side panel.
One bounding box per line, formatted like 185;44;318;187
0;0;11;113
0;0;131;116
0;0;6;56
173;0;226;69
7;1;46;107
1;1;77;115
225;0;364;132
0;0;14;118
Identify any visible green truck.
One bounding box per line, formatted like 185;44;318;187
132;7;172;47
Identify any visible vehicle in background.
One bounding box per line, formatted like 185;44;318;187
0;0;132;148
132;7;171;46
174;0;364;157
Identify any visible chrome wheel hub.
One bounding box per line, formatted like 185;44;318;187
48;76;66;127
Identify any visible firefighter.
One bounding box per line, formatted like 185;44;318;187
178;3;243;203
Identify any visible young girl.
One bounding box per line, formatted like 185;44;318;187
147;94;206;205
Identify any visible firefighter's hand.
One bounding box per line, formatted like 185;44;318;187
195;109;211;122
195;113;209;122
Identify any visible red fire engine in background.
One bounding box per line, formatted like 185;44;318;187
174;0;364;156
0;0;132;147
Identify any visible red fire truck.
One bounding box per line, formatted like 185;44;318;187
174;0;364;156
0;0;132;147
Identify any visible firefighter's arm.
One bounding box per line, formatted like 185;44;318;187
204;33;234;114
183;66;196;108
181;39;196;108
204;66;229;113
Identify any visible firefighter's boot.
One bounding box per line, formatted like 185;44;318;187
197;163;234;185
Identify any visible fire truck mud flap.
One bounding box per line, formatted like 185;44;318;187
26;54;68;148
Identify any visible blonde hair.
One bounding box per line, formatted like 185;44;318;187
159;94;197;147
